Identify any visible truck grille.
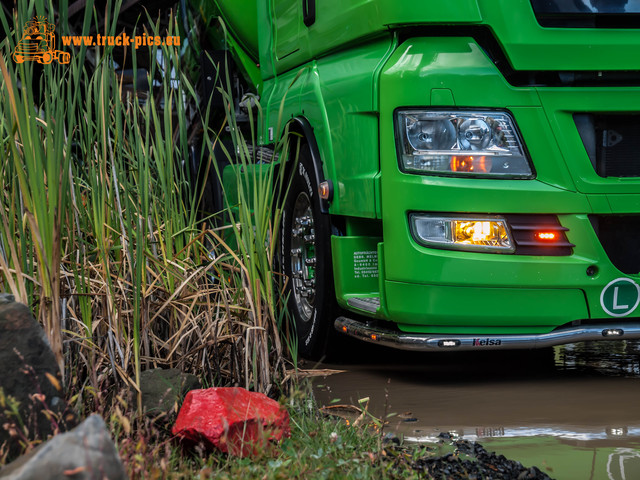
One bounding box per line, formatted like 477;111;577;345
575;114;640;178
590;215;640;275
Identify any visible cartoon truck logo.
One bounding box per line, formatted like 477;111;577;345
13;17;70;65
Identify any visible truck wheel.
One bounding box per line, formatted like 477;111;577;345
13;53;24;63
281;145;336;359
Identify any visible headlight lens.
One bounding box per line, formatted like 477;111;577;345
396;110;534;178
410;214;514;253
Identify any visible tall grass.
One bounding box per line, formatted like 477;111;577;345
0;0;292;415
202;79;297;392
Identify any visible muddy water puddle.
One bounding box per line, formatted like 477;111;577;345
311;341;640;479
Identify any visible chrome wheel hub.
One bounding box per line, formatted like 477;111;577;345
290;192;316;323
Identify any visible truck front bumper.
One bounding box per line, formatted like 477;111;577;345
335;316;640;351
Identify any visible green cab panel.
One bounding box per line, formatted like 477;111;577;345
197;0;640;91
479;0;640;71
331;235;381;303
385;281;588;333
273;0;300;60
261;38;394;218
263;0;640;77
269;0;482;76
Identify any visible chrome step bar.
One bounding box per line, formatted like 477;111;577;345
335;317;640;351
346;297;380;313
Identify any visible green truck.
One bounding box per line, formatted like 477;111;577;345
193;0;640;358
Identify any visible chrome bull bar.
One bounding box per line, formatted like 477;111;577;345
335;317;640;351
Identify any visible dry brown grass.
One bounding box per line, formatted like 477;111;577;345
0;2;292;417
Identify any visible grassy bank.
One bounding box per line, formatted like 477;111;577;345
0;0;290;407
109;384;424;479
0;0;308;470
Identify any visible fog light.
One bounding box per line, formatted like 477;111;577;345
410;214;514;253
438;340;461;348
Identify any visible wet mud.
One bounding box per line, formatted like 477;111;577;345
311;340;640;479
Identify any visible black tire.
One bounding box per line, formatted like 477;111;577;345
281;145;336;359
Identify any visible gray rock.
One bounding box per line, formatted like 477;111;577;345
140;368;199;416
0;299;73;459
0;294;15;305
0;414;127;480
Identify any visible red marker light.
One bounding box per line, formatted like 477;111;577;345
535;232;557;241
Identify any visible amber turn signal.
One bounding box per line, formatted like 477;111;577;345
450;156;492;173
318;181;333;200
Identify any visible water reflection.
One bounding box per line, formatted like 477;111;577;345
606;449;640;480
556;340;640;377
407;427;640;444
480;437;640;480
314;340;640;479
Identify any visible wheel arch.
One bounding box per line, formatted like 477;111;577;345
287;116;331;214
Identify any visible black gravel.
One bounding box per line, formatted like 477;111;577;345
384;433;554;480
412;436;553;480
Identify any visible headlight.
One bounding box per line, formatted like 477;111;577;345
396;110;534;178
410;214;514;253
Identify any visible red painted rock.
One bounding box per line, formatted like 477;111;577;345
172;387;290;457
